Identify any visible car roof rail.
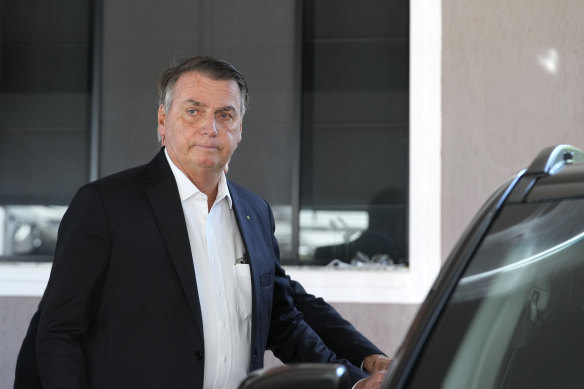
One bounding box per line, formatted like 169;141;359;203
525;144;584;176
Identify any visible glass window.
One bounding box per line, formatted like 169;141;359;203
0;0;409;268
407;199;584;388
0;0;93;261
297;0;409;266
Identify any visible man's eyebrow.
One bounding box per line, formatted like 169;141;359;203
183;99;207;107
183;99;236;113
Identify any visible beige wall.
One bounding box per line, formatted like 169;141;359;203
442;0;584;259
1;297;39;388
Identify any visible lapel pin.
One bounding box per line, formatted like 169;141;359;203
246;215;251;220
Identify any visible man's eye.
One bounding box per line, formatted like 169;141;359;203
219;113;232;119
187;109;197;115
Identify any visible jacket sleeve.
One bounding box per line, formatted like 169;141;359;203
262;205;368;384
14;308;42;389
289;278;385;367
36;184;111;389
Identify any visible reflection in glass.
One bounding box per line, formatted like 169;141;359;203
299;209;369;260
407;199;584;388
272;205;293;261
301;204;407;267
0;206;66;262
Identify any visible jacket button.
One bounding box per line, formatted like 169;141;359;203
195;351;204;361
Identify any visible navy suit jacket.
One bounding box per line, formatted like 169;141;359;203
34;149;353;388
289;279;384;367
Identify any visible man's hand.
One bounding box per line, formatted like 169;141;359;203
363;354;391;373
354;371;387;389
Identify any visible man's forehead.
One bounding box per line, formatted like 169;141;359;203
175;72;241;108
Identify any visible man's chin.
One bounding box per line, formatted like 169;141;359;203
189;159;225;172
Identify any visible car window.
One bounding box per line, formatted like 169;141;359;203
406;198;584;388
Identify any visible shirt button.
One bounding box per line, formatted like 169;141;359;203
223;356;227;364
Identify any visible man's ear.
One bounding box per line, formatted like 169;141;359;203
157;105;166;144
237;122;243;143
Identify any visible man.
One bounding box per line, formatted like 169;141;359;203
34;56;387;388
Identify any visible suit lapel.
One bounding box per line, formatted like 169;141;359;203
228;182;264;336
143;149;204;338
228;181;258;264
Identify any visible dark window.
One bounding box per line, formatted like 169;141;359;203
296;0;409;266
0;0;93;261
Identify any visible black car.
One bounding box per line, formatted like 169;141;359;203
240;144;584;389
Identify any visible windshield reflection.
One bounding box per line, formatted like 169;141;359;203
453;200;584;301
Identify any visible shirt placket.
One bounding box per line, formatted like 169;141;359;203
206;201;232;387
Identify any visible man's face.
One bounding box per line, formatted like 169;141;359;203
157;72;243;179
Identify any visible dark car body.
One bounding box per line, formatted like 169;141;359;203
241;144;584;389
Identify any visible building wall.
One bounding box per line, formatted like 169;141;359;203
441;0;584;259
0;297;39;388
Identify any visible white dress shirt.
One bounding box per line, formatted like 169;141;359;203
165;150;252;388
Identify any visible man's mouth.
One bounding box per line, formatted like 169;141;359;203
194;144;218;150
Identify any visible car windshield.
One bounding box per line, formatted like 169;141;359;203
406;198;584;388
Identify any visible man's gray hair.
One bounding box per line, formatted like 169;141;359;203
157;55;249;116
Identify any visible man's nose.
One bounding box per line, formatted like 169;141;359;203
199;113;218;136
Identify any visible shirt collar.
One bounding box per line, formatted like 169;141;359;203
164;148;233;209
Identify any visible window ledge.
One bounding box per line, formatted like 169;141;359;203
0;262;52;296
285;264;437;304
0;262;438;304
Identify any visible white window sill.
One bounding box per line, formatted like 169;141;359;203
0;262;52;296
284;265;437;304
0;262;439;304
